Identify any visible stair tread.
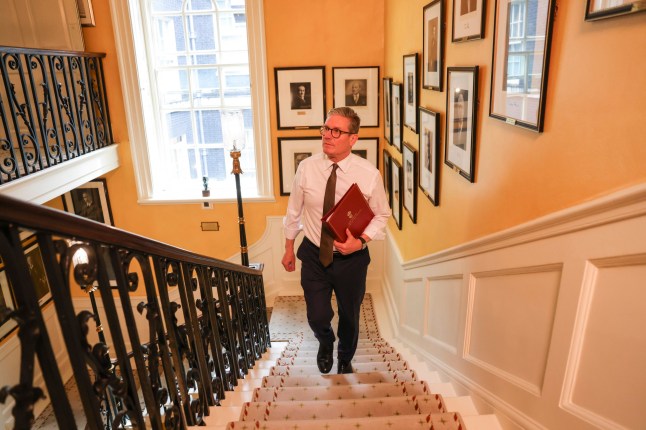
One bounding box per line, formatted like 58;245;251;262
277;352;402;365
252;380;431;402
240;394;447;421
270;360;409;376
224;411;466;429
262;370;418;388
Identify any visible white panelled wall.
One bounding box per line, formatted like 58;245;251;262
245;183;646;430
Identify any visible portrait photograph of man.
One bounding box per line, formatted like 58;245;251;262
345;79;367;106
291;82;312;110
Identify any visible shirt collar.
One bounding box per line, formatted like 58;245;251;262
323;153;353;173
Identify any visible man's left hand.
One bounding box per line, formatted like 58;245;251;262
333;229;363;255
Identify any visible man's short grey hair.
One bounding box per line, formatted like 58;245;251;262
326;107;361;134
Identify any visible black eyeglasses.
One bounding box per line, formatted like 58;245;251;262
320;126;355;139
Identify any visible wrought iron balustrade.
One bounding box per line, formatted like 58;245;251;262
0;194;270;429
0;46;114;185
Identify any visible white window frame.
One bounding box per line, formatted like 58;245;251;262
109;0;273;203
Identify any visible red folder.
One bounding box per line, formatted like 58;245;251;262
321;183;375;242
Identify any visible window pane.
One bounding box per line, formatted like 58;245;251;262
188;14;217;50
152;0;183;13
197;110;222;144
187;0;214;11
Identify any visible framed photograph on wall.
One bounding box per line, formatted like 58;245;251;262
391;82;403;152
403;54;419;133
22;236;52;307
383;149;392;208
402;142;418;224
352;138;379;168
419;107;440;206
585;0;646;20
383;77;393;144
278;137;320;195
422;0;444;91
333;66;380;127
63;179;114;225
445;67;478;182
0;265;18;341
391;158;403;230
489;0;556;131
275;66;326;129
452;0;486;42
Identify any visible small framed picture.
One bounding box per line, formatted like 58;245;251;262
445;67;478;182
22;236;52;307
585;0;646;20
490;0;556;131
352;138;379;169
0;265;18;341
383;149;392;208
419;107;440;206
275;66;326;129
452;0;486;42
278;137;320;195
403;54;419;133
383;77;393;144
391;158;403;230
402;142;418;224
423;0;444;91
333;66;380;127
391;82;403;152
63;179;114;225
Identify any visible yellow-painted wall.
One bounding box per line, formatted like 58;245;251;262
385;0;646;260
76;0;644;262
76;0;384;260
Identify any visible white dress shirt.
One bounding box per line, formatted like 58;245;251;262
283;152;391;246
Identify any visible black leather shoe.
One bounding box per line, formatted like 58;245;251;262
317;342;333;374
337;360;353;374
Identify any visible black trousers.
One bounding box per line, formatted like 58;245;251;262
297;237;370;362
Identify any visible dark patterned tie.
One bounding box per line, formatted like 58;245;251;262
319;163;338;266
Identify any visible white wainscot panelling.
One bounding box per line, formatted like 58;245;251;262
465;264;562;395
401;278;425;335
425;276;463;355
562;254;646;429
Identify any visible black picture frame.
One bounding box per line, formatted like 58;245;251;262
419;107;440;206
0;265;17;341
391;158;403;230
422;0;444;91
275;66;326;129
391;82;403;152
452;0;486;42
445;66;478;182
489;0;556;132
403;53;419;133
278;137;378;195
402;142;418;224
63;179;114;225
383;77;393;144
277;137;321;195
0;234;54;341
585;0;646;21
332;66;380;127
383;149;392;208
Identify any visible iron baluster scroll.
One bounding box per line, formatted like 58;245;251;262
0;46;113;185
0;194;269;429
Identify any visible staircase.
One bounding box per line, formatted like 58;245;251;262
199;296;502;430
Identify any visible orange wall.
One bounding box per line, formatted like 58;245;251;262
78;0;645;262
384;0;646;260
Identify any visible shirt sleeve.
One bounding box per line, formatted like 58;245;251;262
362;170;391;241
283;164;305;240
